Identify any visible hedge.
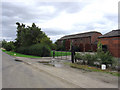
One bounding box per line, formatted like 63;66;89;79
16;43;51;57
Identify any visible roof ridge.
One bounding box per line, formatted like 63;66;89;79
62;31;101;38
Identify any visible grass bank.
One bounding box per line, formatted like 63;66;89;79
64;62;120;76
2;49;41;58
1;49;71;58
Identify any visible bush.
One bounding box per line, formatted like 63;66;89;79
75;53;83;60
56;45;66;51
75;53;98;66
83;54;93;65
2;39;7;48
16;47;28;54
16;43;51;57
97;51;114;65
4;41;15;51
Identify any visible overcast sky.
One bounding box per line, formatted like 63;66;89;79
1;0;119;42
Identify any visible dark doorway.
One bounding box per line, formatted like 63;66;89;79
102;45;108;52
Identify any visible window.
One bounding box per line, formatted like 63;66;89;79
102;45;108;52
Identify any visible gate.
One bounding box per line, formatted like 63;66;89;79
52;50;71;60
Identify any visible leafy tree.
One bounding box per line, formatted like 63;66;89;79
3;41;15;51
97;40;102;52
2;39;7;48
15;22;52;48
55;40;66;51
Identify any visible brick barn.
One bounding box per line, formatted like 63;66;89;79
98;29;120;58
57;31;102;52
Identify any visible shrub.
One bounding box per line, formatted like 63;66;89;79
16;43;51;57
2;39;7;48
4;41;15;51
16;47;28;54
97;51;114;65
83;54;93;65
56;45;66;51
75;53;83;60
112;58;118;69
75;53;98;66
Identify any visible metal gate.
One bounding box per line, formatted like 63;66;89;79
52;50;71;60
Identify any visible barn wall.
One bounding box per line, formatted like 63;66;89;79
99;37;120;57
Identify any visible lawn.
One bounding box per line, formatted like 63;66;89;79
51;51;71;57
2;49;41;58
1;49;71;58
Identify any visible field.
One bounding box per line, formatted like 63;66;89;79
51;51;71;57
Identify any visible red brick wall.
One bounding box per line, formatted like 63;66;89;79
57;32;102;52
91;33;102;43
65;39;71;50
99;37;120;57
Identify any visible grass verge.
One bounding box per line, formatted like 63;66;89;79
1;49;71;58
2;49;41;58
64;62;120;76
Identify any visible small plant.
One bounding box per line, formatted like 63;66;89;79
75;53;83;60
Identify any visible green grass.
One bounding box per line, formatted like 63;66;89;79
64;62;120;76
51;51;71;57
2;49;41;58
1;49;71;58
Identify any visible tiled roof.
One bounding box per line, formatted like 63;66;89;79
59;31;101;40
99;29;120;38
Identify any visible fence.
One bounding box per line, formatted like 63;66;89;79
51;51;71;60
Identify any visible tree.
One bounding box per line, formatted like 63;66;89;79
2;39;7;48
2;40;15;51
96;40;114;67
15;22;52;48
97;40;102;52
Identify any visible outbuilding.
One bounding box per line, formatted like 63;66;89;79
57;31;102;52
98;29;120;58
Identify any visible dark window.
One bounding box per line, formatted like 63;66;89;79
102;45;108;52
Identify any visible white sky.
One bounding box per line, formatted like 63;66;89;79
1;0;119;42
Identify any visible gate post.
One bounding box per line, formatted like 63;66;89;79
71;45;75;63
53;50;55;58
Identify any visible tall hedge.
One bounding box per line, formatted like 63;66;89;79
16;43;51;57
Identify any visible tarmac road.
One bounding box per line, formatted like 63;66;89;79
2;52;80;88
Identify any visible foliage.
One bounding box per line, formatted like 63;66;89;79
15;22;52;48
2;39;7;48
2;49;71;58
55;40;66;51
51;51;71;57
75;51;114;67
74;46;80;52
97;41;102;52
81;54;97;66
2;49;41;58
56;45;66;51
16;43;51;57
64;62;120;76
75;53;83;60
2;40;15;51
96;41;114;67
51;43;57;50
97;51;114;66
12;22;55;57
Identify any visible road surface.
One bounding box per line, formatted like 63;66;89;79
2;52;79;88
2;52;118;88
